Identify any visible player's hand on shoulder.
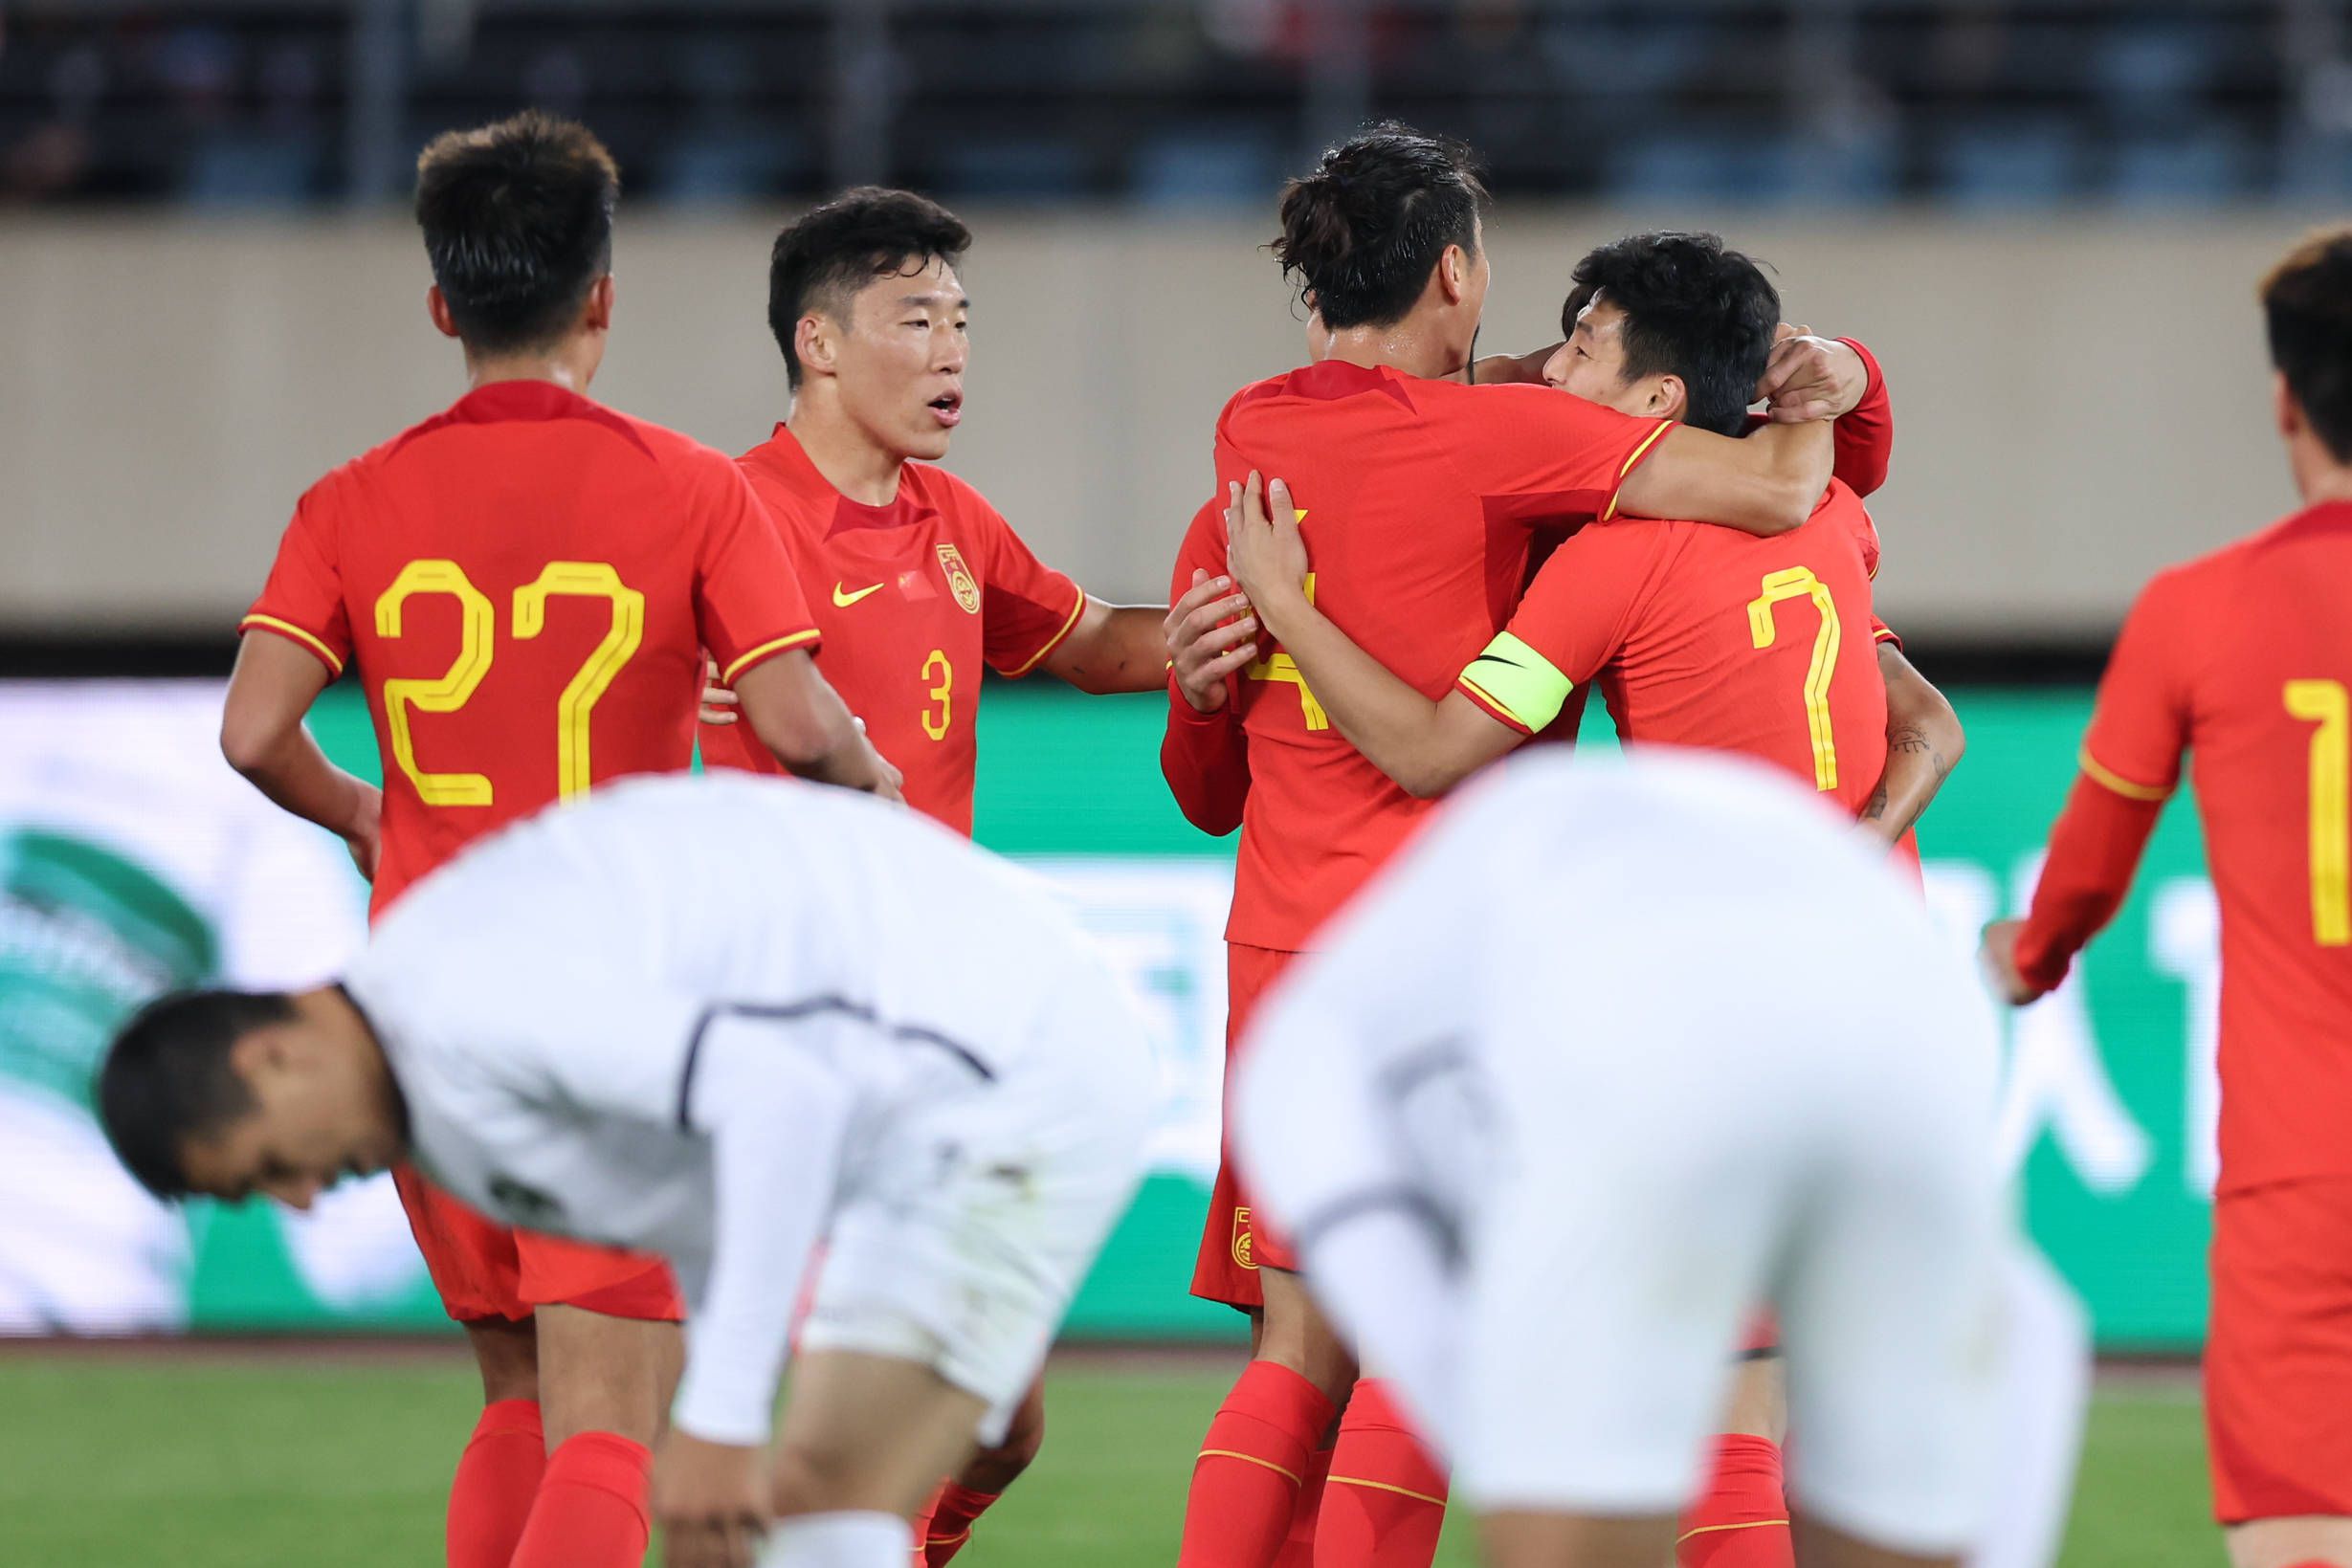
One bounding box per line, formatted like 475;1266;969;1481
1223;472;1310;624
1977;918;2043;1006
1166;567;1258;715
1756;324;1865;424
653;1429;771;1568
700;654;739;727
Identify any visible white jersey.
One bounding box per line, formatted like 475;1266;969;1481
1236;748;2028;1553
344;774;1155;1445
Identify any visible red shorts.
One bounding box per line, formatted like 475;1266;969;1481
2208;1177;2352;1522
393;1164;684;1324
1192;942;1302;1311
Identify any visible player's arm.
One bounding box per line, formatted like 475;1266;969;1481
1615;417;1833;538
1857;640;1964;847
220;630;382;879
1981;575;2191;1004
1038;598;1172;694
1749;332;1892;497
1469;342;1558;386
1161;511;1256;835
1227;475;1523;799
731;651;902;802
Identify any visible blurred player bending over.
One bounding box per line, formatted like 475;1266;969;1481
1983;230;2352;1568
219;113;895;1568
1235;749;2025;1568
697;186;1170;1561
1161;124;1888;1568
96;775;1154;1568
1212;230;1957;1568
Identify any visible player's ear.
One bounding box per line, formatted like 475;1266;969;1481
2274;368;2301;444
1436;244;1470;306
796;312;837;380
582;275;616;334
1651;372;1688;422
426;285;462;342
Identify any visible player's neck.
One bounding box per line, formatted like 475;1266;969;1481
2290;439;2352;507
1321;321;1472;383
462;346;594;396
787;400;907;507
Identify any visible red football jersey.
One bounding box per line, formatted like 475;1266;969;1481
2016;501;2352;1191
241;381;819;915
699;428;1087;836
1177;362;1672;950
1456;479;1891;821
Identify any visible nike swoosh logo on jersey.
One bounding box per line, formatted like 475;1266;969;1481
832;582;884;607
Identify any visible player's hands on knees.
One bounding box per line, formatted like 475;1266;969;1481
1977;918;2043;1006
1756;324;1865;423
1223;472;1310;627
1165;568;1258;714
653;1430;772;1568
700;655;739;727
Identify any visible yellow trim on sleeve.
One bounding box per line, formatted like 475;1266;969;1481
1195;1449;1301;1485
1676;1519;1790;1545
1459;631;1573;733
239;614;345;675
1598;420;1675;522
721;628;821;686
1002;583;1090;678
1328;1474;1448;1508
2079;747;2173;804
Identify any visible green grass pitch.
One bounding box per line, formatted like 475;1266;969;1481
0;1350;2208;1566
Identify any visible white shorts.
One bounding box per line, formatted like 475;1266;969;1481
1452;992;2008;1555
797;971;1155;1445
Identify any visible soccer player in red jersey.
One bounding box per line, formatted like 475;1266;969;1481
1213;232;1960;1568
215;114;895;1568
700;188;1168;843
698;188;1168;1565
1982;232;2352;1568
1162;128;1870;1568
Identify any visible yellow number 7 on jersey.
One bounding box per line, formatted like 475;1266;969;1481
1747;565;1842;791
376;559;646;806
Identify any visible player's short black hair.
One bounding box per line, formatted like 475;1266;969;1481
1564;232;1780;437
96;989;291;1200
768;187;973;390
413;110;620;355
1274;123;1488;331
2262;229;2352;464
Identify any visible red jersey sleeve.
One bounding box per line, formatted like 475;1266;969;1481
1448;386;1675;527
1162;499;1251;835
1454;521;1672;736
692;456;822;686
2011;570;2195;990
239;483;353;675
972;503;1087;677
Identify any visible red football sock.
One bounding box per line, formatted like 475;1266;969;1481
1178;1361;1340;1568
508;1431;652;1568
1315;1380;1448;1568
1272;1447;1334;1568
1676;1435;1792;1568
913;1481;1001;1565
445;1399;545;1568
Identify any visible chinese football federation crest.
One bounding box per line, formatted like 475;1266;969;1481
936;543;982;615
1231;1205;1256;1270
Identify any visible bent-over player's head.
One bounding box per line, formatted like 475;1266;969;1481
414;111;621;372
1542;232;1779;437
769;187;972;462
1275;123;1489;359
2261;228;2352;492
96;987;407;1211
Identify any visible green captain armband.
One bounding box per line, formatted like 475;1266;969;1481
1456;632;1572;735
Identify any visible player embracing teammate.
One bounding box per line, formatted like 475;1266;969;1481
1984;231;2352;1568
1161;125;1905;1568
219;112;892;1568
